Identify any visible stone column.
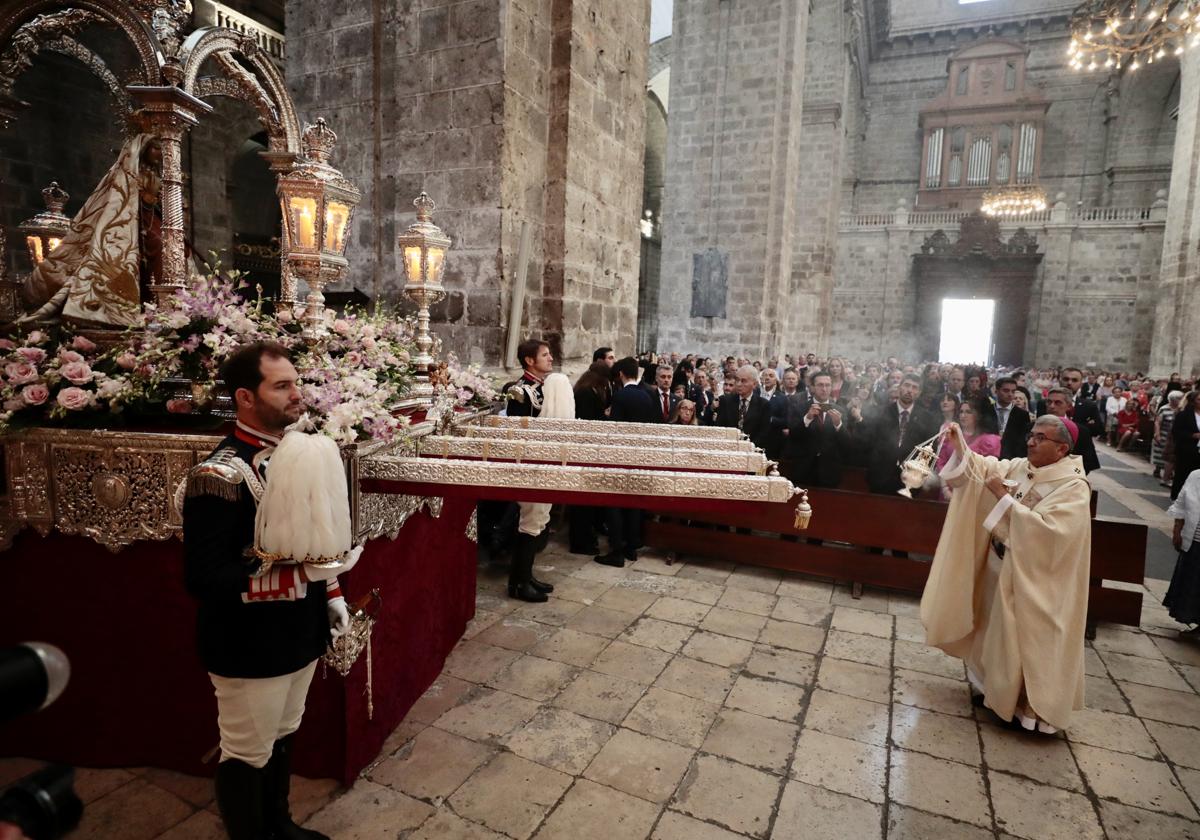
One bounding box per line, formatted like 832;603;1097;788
1150;46;1200;376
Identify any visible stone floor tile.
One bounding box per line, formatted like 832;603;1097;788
70;778;192;840
504;707;615;774
583;727;694;803
893;639;965;681
1083;646;1107;677
1091;627;1169;660
758;619;827;654
651;809;747;840
549;576;614;605
744;645;817;687
894;616;926;643
667;577;726;605
1085;673;1132;713
680;630;755;667
624;687;721;748
645;595;713;626
1096;800;1200;840
1098;649;1194;692
571;562;636;585
591;639;672;684
552;669;646;724
433;687;541;742
725;673;806;722
1121;681;1200;727
816;657;892;704
888;748;990;826
509;598;587;627
990;769;1104;840
154;810;226;840
620;616;696;654
979;722;1084;791
1152;635;1200;667
286;776;341;825
369;727;493;802
891;703;981;764
1072;742;1198;818
804;687;890;747
443;640;524;683
488;655;579;702
302;779;436;838
699;606;768;641
771;780;883;840
1179;663;1200;692
408;810;508;840
1178;767;1200;809
701;707;799;773
406;674;476;724
824;629;893;667
631;551;683;576
654;655;739;704
831;584;890;613
533;778;662;840
830;606;895;639
529;628;611;668
717;587;777;616
1145;719;1200;770
596;585;660;615
74;767;136;804
888;593;923;618
474;617;559;653
726;565;783;594
772;596;834;627
448;753;573;840
1066;707;1159;758
776;575;835;603
565;605;640;639
791;729;888;804
475;592;523;616
675;558;735;584
674;754;782;838
140;768;213;810
886;804;995;840
379;717;427;758
894;668;974;717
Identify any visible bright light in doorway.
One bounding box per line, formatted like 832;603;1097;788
939;298;995;364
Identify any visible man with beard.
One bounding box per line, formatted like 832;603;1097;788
858;373;941;495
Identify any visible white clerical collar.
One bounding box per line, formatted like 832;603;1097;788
236;419;283;446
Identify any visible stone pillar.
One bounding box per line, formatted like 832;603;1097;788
1150;45;1200;376
656;0;810;357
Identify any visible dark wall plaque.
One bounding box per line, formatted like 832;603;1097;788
691;247;728;319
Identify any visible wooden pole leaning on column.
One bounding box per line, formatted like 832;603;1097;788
127;83;212;305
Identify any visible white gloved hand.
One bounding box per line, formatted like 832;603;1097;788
327;595;350;640
301;544;364;582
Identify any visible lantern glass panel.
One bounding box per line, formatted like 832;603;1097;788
324;202;350;254
403;245;424;284
47;237;62;255
426;246;446;283
289;196;318;250
26;236;43;265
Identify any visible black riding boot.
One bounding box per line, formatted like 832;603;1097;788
508;533;548;602
215;759;267;840
265;736;329;840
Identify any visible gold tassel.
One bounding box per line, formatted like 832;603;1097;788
185;474;242;502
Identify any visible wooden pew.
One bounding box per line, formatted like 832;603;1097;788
643;485;1147;629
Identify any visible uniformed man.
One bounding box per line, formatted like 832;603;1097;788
501;338;557;601
182;341;358;840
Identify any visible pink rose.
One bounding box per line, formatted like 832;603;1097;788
20;383;49;406
361;337;377;351
166;399;193;414
136;363;155;377
115;352;138;370
71;336;98;353
344;351;363;367
58;349;84;364
56;387;93;411
0;339;15;350
25;330;46;344
16;347;46;364
4;362;38;385
332;319;351;335
60;361;94;385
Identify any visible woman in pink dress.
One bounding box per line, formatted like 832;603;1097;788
935;397;1002;498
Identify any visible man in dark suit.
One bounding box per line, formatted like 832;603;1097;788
596;357;657;567
691;369;717;425
1060;367;1104;440
857;374;942;494
1045;388;1100;473
1171;397;1200;499
645;364;677;423
995;376;1033;459
783;372;850;488
715;365;772;450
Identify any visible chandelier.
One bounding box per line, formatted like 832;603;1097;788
981;184;1048;218
1068;0;1199;71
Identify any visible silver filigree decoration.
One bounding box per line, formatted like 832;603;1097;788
456;425;757;453
479;414;743;440
0;9;98;95
465;509;478;543
355;493;444;543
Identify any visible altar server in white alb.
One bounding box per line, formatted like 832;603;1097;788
920;415;1091;734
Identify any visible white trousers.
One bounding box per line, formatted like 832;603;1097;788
209;660;317;768
518;502;551;537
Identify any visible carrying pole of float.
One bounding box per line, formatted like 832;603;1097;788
505;220;532;371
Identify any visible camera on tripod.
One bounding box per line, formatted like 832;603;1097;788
0;643;81;840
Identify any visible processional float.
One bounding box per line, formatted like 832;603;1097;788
0;0;811;784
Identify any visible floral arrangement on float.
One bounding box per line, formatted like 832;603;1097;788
0;267;499;442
